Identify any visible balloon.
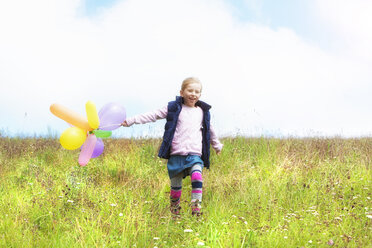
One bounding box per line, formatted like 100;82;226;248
60;127;87;150
98;102;126;131
51;101;125;165
78;134;97;166
91;138;104;158
50;103;92;131
85;101;100;130
92;129;112;138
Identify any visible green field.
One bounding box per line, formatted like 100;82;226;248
0;136;371;247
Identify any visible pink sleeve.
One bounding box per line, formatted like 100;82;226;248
125;106;168;126
210;124;223;152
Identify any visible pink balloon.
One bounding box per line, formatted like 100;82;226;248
78;134;97;166
98;102;126;131
91;138;104;158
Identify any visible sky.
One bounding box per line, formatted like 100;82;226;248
0;0;372;138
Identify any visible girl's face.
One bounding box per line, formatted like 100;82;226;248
180;82;202;107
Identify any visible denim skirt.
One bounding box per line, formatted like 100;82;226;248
167;155;204;179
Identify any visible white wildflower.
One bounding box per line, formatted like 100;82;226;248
308;240;313;243
184;229;193;233
312;211;319;216
67;200;74;203
110;203;117;207
119;213;123;217
284;236;288;239
153;237;160;240
366;215;372;219
197;241;205;246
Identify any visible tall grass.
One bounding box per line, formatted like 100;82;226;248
0;137;371;247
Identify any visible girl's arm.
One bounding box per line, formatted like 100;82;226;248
210;124;223;154
123;106;168;127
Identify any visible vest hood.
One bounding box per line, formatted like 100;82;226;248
175;96;211;111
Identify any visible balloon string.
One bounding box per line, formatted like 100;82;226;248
99;123;121;129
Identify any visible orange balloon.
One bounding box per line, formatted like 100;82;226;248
50;103;92;131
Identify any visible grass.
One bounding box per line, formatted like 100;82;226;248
0;136;371;247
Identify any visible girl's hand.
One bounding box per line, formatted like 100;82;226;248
121;120;129;127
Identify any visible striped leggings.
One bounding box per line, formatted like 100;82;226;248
170;164;203;205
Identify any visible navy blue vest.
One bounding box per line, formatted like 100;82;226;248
158;96;212;168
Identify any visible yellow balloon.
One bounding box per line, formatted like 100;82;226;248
85;101;100;130
60;127;87;150
50;103;92;131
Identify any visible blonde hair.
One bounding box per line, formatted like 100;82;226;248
181;77;202;91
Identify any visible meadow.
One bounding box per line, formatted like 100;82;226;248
0;136;371;247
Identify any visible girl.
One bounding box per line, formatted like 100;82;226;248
121;77;223;216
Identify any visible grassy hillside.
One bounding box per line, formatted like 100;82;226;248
0;137;371;247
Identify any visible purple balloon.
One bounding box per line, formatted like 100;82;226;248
91;138;104;158
98;102;126;131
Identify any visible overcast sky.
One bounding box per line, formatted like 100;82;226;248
1;0;371;138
